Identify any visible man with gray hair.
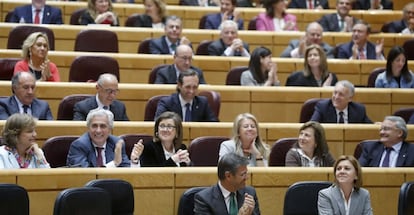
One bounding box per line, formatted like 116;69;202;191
311;80;372;123
67;109;133;167
73;73;129;121
359;116;414;167
387;2;414;33
208;20;250;57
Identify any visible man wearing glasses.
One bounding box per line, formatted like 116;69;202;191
154;44;206;84
73;73;129;121
358;116;414;167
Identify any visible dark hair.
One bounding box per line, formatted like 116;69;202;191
385;46;411;83
264;0;286;18
153;111;183;149
248;47;272;84
333;155;363;191
176;69;199;92
217;153;249;180
293;121;329;158
352;20;371;34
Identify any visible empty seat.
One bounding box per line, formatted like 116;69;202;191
188;136;229;166
177;187;207;215
403;39;414;60
393;108;414;123
0;184;29;215
198;14;208;29
226;66;248;85
7;25;55;50
69;56;120;82
269;138;298;166
199;90;221;119
0;58;20;80
299;98;323;123
74;29;118;52
57;94;92;120
42;135;79;168
398;181;414;215
137;38;151;54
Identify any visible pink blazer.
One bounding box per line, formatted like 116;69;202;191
256;12;298;31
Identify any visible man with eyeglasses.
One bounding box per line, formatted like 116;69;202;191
154;44;206;84
386;3;414;33
208;20;250;57
155;69;218;122
0;72;53;120
318;0;358;32
73;73;129;121
359;116;414;167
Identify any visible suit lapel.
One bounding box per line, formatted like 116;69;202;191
212;185;229;214
9;97;19;115
42;6;50;24
172;94;184;119
25;6;33;23
371;143;383;166
161;36;170;54
396;142;408;167
332;186;346;214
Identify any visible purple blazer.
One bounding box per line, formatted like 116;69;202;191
256;12;298;31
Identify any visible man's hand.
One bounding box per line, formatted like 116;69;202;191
114;139;124;166
238;193;255;215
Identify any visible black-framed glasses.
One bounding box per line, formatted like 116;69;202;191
158;124;176;131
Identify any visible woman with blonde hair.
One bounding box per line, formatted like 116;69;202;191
219;113;270;166
14;32;60;82
80;0;119;26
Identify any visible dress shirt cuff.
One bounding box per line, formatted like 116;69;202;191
105;161;117;168
224;47;234;56
290;48;300;58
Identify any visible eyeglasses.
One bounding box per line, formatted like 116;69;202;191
159;124;176;131
99;84;120;95
176;55;193;61
380;126;396;131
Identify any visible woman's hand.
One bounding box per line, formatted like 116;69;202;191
265;62;279;86
322;73;333;87
40;59;51;81
172;149;191;165
243;139;261;158
130;139;144;164
26;143;45;160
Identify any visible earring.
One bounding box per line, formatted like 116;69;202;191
155;132;158;137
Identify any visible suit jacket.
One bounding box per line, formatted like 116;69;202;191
353;0;392;10
310;99;372;123
280;40;334;58
9;5;63;24
0;96;53;120
288;0;329;9
387;19;407;33
140;140;188;167
318;185;373;215
155;93;218;122
66;133;130;167
131;14;156;27
318;13;358;32
256;12;298;31
358;140;414;167
154;64;206;84
208;39;249;56
149;35;192;54
408;114;414;124
73;96;129;121
180;0;217;6
194;184;260;215
204;13;244;30
337;41;378;60
285;71;338;87
79;10;120;26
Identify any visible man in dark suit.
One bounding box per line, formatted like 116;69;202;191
288;0;329;9
180;0;218;6
387;3;414;33
9;0;63;24
67;109;131;167
359;116;414;167
155;70;218;122
0;72;53;120
204;0;243;30
208;20;250;57
337;21;384;60
318;0;357;32
154;44;206;84
353;0;392;10
194;153;260;214
149;16;191;55
311;80;372;123
73;73;129;121
281;22;334;58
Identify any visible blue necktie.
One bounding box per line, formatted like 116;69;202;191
185;103;191;122
381;147;393;167
22;105;29;114
338;111;344;123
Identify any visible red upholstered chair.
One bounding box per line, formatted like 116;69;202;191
74;29;118;52
7;25;55;50
42;136;79;168
367;67;386;87
248;17;257;30
199;90;221;119
403;38;414;60
354;139;377;159
195;40;212;55
144;95;168;121
226;66;248;85
119;134;153;159
188;136;229;166
268;138;298;166
69;8;86;25
299;98;323;123
393;108;414;123
57;94;93;120
69;56;120;82
198;14;208;29
381;21;391;33
137;38;151;54
0;58;20;80
148;64;169;84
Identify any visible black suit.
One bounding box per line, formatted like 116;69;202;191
353;0;393;10
208;39;250;56
131;14;154;27
387;19;407;33
359;141;414;167
318;13;358;32
288;0;329;9
73;97;129;121
155;93;218;122
140;140;188;167
0;96;53;120
9;5;63;24
310;99;372;123
154;64;206;84
285;71;338;87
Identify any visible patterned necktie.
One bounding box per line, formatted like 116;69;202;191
338;111;344;123
381;147;393;167
185;103;191;122
229;192;237;215
359;48;366;59
96;147;104;167
34;9;40;24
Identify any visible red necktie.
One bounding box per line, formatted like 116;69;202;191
308;0;314;9
34;9;40;24
96;147;104;167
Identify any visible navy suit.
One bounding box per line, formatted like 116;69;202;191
204;13;244;30
66;133;130;167
140;141;188;167
310;99;372;123
194;184;260;215
208;39;249;56
408;113;414;124
0;96;53;120
149;36;192;54
9;5;63;24
155;93;218;122
73;97;129;121
387;19;407;33
285;71;338;87
358;141;414;167
318;13;358;32
154;64;206;84
288;0;329;9
180;0;217;6
353;0;392;10
337;41;378;60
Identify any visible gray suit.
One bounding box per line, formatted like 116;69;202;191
318;185;373;215
73;96;129;121
0;96;53;120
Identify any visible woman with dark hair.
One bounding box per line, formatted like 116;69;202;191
256;0;298;31
285;121;335;167
286;44;338;87
318;155;373;215
375;46;414;88
241;46;280;86
131;0;167;28
139;111;191;167
80;0;119;26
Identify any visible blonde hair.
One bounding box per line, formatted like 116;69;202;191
21;32;49;61
87;0;114;18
